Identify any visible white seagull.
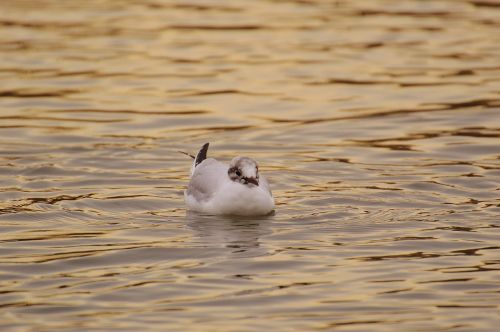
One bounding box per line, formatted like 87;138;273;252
184;143;275;216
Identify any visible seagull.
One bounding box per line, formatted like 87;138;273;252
184;143;275;216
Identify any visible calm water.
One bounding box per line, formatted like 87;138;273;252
1;0;500;331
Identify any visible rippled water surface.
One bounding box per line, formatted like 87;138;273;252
1;0;500;331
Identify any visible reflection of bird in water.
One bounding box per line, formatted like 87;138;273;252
184;143;275;216
186;212;272;257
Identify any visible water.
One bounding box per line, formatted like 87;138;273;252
1;0;500;331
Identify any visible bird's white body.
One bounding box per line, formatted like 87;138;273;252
184;148;275;216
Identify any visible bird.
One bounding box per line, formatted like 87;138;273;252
184;143;275;216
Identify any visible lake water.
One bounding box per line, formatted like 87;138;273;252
1;0;500;331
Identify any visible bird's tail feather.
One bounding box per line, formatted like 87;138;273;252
190;142;209;176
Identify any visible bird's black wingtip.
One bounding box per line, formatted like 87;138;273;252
195;142;210;167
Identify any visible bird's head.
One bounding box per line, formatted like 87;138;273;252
228;157;259;186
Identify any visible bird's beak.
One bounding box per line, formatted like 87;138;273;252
245;177;259;186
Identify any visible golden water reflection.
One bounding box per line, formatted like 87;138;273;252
1;0;500;331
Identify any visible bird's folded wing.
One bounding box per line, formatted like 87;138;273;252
187;159;227;201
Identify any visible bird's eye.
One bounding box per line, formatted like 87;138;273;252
235;170;241;177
